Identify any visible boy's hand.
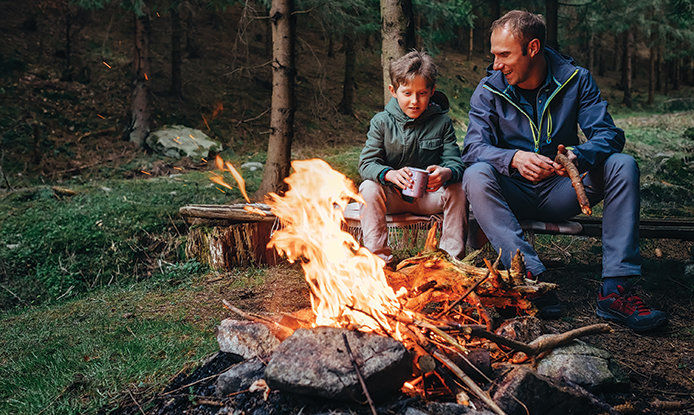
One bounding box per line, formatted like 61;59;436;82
511;150;555;182
551;149;577;177
385;167;414;190
426;165;452;192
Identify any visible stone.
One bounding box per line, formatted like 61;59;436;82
404;408;430;415
241;161;264;172
495;316;550;343
216;319;281;359
490;365;612;415
425;402;496;414
684;263;694;278
215;357;266;397
146;125;222;159
536;340;628;391
264;327;411;401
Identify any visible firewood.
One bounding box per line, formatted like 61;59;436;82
342;333;378;415
555;144;591;215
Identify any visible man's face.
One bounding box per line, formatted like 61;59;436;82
490;27;535;88
389;76;435;119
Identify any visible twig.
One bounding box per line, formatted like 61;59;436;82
0;284;27;306
555;144;591;215
223;60;272;78
342;333;378;415
128;389;146;415
0;150;13;191
236;108;270;126
434;252;501;319
222;300;294;340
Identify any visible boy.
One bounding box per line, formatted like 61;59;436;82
358;50;466;265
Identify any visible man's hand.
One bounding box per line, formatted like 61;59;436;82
425;165;452;192
385;167;414;190
511;150;556;182
551;149;577;177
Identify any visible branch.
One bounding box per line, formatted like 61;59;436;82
555;144;591;215
342;333;377;415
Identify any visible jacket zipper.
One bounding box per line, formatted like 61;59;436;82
482;68;579;152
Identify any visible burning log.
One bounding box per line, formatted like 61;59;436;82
555;144;592;215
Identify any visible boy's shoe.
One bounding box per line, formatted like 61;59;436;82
527;272;562;319
596;285;667;332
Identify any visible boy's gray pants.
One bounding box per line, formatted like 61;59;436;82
463;153;641;278
358;180;467;263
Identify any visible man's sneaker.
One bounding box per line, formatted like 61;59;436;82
596;285;667;332
527;272;562;319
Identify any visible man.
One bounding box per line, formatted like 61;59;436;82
462;10;666;331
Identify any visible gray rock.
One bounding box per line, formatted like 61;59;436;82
146;125;222;159
241;162;264;172
215;358;266;397
216;319;280;359
264;327;411;401
491;365;612;415
425;402;496;414
495;316;549;343
404;407;430;415
684;263;694;278
536;340;628;391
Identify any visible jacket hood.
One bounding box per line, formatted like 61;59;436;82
484;47;578;92
385;90;450;124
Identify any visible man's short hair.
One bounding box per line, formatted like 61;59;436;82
389;50;438;90
491;10;546;54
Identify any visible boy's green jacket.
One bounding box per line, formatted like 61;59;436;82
358;92;464;186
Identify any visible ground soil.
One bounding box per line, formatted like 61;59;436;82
107;237;694;415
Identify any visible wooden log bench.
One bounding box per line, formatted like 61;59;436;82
180;203;694;268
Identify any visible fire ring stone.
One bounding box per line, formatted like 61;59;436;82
264;327;412;401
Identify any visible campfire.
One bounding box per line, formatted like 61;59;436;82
214;159;613;415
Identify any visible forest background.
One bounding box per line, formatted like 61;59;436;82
0;0;693;414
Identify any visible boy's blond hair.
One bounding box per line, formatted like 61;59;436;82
389;50;438;90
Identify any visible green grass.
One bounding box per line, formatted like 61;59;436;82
0;169;261;309
0;266;269;415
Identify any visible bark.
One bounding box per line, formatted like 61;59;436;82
327;33;334;58
648;45;656;105
619;32;628;89
170;4;183;98
656;44;662;91
598;36;605;76
255;0;296;199
622;29;633;107
613;34;621;74
380;0;414;105
185;3;199;58
673;57;680;90
467;26;473;61
129;7;152;147
338;33;356;115
588;33;595;74
545;0;559;50
63;9;73;81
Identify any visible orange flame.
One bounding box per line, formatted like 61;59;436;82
211;155;251;203
244;206;267;216
266;159;406;336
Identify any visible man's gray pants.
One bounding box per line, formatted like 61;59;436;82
359;180;467;263
463;153;641;278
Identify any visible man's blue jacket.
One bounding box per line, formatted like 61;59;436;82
462;47;625;175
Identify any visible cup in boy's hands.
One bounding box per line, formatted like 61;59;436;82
401;168;429;198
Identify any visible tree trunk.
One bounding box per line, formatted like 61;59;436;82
170;4;183;98
129;7;152;147
545;0;558;50
648;45;655;105
185;5;199;58
338;33;356;115
327;33;334;58
380;0;414;105
613;34;621;73
622;29;633;107
598;35;605;76
588;33;595;74
255;0;296;198
673;57;680;90
620;31;628;89
63;9;73;81
265;16;272;57
467;26;473;61
490;0;501;21
656;44;662;91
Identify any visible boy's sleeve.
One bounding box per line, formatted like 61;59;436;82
462;82;517;176
358;116;392;183
439;117;465;185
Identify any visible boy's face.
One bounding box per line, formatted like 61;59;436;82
389;76;435;119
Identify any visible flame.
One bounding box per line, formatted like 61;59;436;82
211;156;251;203
266;159;406;336
244;206;267;216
